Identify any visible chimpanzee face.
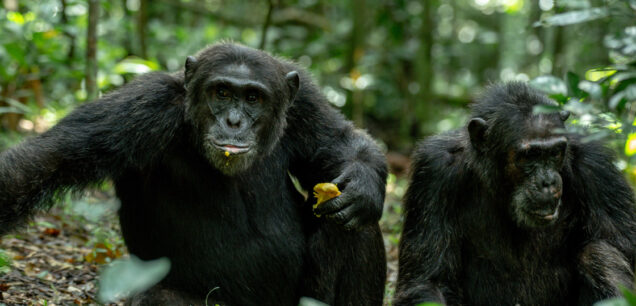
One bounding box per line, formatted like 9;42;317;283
183;44;299;176
468;99;571;228
499;109;570;228
507;133;568;228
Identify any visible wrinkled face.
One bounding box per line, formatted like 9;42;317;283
201;64;270;174
507;134;567;228
468;84;571;228
184;49;299;176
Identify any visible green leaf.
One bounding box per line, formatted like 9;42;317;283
566;71;584;97
299;297;330;306
3;42;26;66
612;72;636;84
0;250;11;269
594;297;629;306
113;58;160;75
586;68;617;82
534;7;609;27
578;80;602;99
2;97;31;113
609;91;626;109
98;256;171;303
624;84;636;100
530;76;568;96
621;286;636;305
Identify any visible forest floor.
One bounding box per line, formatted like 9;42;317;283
0;175;405;305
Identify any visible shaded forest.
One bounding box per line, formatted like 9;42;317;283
0;0;635;304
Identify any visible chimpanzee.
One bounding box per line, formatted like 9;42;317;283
394;82;636;305
0;42;388;305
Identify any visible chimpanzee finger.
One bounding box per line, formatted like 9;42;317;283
330;171;352;189
342;216;361;231
313;192;353;216
324;202;359;225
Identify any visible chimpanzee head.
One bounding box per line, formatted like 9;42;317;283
183;43;299;176
468;83;571;228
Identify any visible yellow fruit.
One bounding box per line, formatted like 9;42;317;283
312;183;341;217
224;151;230;157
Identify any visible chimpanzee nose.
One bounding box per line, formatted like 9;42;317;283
542;176;556;188
226;110;242;129
539;172;561;197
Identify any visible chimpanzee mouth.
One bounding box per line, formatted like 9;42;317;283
212;141;252;154
528;204;560;221
527;199;561;223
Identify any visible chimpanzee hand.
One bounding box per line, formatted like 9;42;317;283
313;168;384;230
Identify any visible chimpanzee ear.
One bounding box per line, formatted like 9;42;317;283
559;110;570;122
285;71;300;102
468;117;488;151
185;56;197;86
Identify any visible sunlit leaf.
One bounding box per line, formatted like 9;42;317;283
503;0;524;13
586;68;617;82
533;7;609;27
6;12;24;25
624;133;636;156
98;256;171;303
113;58;160;75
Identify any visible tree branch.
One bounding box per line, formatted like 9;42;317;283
259;0;275;50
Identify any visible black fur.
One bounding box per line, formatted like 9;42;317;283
0;43;387;305
394;82;636;305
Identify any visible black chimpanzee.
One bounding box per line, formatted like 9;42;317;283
0;42;388;305
394;82;636;305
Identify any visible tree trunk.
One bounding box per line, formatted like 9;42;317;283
60;0;76;60
136;0;148;58
86;0;99;101
259;0;276;50
412;0;436;138
346;0;366;127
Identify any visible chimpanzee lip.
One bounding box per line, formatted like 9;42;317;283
529;206;559;221
212;141;251;154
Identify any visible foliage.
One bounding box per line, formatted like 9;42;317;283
0;249;10;273
298;297;330;306
595;287;636;306
97;255;171;303
2;0;636;302
529;1;636;181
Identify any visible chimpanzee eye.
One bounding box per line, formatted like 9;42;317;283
246;92;259;103
553;149;565;166
217;87;230;99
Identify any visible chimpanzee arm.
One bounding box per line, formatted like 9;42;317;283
0;72;186;233
393;135;465;306
567;139;636;304
284;72;387;230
